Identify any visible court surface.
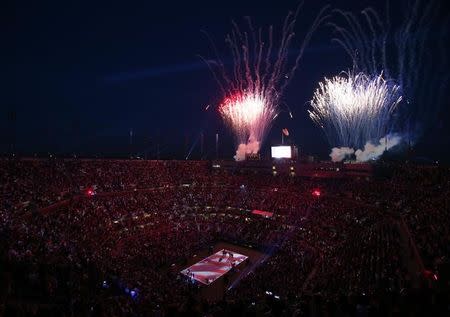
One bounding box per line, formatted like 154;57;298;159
180;249;248;285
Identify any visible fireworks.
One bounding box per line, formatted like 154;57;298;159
329;0;447;140
219;92;274;148
203;4;329;160
309;72;402;149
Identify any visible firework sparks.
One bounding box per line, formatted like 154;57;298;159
309;72;402;149
219;92;274;149
329;0;448;141
202;4;329;160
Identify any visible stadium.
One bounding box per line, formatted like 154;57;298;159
2;0;450;315
1;158;449;315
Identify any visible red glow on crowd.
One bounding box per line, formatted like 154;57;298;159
312;189;321;197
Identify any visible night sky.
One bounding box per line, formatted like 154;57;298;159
3;0;450;160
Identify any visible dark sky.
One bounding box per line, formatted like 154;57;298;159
2;0;450;160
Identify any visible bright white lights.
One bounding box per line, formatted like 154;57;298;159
271;146;292;159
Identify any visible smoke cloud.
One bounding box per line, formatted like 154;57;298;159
234;140;260;161
355;134;402;162
329;147;355;162
329;134;402;162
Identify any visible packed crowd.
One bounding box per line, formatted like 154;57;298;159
1;158;449;316
0;158;209;211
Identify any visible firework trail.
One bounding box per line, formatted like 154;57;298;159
309;71;402;152
202;3;329;160
329;0;449;143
